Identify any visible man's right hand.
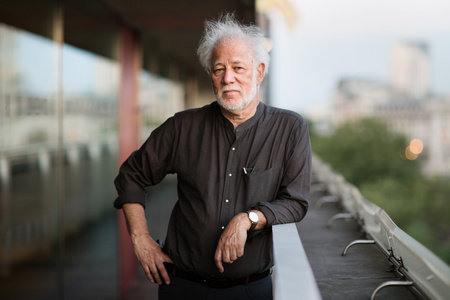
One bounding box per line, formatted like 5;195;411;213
131;233;174;285
122;203;173;285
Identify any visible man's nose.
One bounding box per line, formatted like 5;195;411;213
222;69;235;84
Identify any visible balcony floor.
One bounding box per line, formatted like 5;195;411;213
297;190;420;299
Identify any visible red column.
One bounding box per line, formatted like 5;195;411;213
117;24;141;298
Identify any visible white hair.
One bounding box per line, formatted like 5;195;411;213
197;13;270;75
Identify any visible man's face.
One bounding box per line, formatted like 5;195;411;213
210;38;263;112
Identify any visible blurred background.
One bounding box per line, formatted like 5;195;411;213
0;0;449;299
270;0;450;265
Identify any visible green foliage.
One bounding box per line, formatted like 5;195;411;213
312;118;421;186
311;117;450;264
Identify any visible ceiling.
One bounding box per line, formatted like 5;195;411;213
0;0;256;79
101;0;255;75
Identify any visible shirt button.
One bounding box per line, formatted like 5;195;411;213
221;226;225;230
229;173;232;177
225;199;229;203
232;147;236;151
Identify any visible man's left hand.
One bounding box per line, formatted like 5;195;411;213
214;212;251;273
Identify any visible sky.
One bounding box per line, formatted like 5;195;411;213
269;0;450;116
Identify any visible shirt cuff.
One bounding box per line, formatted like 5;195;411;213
113;192;146;209
254;203;277;226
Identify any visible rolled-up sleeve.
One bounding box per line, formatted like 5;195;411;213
113;117;176;209
255;119;311;225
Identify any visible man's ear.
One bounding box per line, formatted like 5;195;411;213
256;63;265;85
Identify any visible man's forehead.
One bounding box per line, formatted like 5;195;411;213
212;39;253;65
213;58;249;66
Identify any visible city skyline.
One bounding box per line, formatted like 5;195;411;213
270;0;450;116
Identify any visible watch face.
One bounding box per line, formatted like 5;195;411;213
249;211;259;223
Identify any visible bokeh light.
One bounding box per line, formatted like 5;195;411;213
409;138;424;155
405;145;419;160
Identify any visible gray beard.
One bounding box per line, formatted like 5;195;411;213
216;81;258;112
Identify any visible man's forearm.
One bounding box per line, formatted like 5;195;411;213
122;203;150;238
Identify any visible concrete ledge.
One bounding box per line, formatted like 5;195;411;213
272;223;322;300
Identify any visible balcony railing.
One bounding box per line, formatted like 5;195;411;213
309;154;450;299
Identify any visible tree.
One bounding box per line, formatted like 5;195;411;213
312;118;421;186
311;117;450;263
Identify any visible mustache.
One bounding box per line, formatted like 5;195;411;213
220;86;241;93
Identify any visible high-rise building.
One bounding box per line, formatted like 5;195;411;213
391;42;430;98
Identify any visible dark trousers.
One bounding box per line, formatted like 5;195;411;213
158;275;273;300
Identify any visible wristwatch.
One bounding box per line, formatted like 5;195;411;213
247;210;259;231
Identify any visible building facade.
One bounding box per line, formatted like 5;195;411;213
332;78;450;176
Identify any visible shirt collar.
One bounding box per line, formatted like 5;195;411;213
214;101;265;134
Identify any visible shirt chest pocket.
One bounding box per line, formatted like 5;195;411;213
243;166;281;206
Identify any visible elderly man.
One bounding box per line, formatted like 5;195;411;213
114;14;311;300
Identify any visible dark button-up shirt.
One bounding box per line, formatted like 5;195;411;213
114;101;311;280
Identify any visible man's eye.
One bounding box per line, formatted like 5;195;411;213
213;68;224;74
